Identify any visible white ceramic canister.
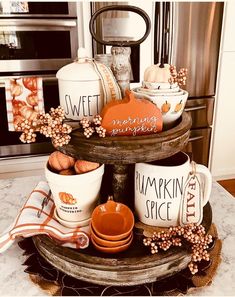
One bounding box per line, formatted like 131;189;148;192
56;48;105;121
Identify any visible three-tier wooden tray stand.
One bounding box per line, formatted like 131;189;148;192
33;112;212;286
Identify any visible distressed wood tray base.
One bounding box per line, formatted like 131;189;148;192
33;203;212;287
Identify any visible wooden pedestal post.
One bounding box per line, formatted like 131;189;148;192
112;164;134;208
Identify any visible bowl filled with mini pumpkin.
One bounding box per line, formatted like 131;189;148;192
45;151;104;225
131;88;188;129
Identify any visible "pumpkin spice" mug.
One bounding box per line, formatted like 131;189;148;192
134;152;212;227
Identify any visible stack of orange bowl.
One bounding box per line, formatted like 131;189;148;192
90;198;134;254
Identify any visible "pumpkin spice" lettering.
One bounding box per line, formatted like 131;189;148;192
135;171;184;222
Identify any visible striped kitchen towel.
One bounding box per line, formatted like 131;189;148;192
0;181;90;253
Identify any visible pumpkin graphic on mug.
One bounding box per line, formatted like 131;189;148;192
59;192;77;205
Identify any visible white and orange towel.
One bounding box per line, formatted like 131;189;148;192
5;77;45;131
0;181;90;253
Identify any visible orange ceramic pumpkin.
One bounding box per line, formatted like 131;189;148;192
74;160;100;174
101;90;163;136
48;151;76;172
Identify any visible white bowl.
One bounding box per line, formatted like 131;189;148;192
137;86;183;96
54;208;91;228
131;88;189;129
142;81;179;91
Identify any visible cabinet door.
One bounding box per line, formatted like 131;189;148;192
210;51;235;177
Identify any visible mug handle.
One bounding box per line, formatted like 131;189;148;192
194;164;212;206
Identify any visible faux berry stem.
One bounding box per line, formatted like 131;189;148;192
15;106;72;148
143;223;213;275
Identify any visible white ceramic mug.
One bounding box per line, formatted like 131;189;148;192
45;163;104;222
134;152;212;227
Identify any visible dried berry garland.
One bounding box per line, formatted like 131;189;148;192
80;115;106;138
169;65;188;87
15;106;72;148
143;223;213;275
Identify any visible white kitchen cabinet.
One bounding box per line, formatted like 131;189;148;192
210;51;235;178
222;0;235;52
210;0;235;178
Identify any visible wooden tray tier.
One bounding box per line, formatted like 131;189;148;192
59;112;192;164
33;202;212;287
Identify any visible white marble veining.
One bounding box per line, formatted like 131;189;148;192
0;176;235;296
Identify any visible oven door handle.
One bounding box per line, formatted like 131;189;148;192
188;135;204;142
0;19;77;28
185;105;207;112
0;75;57;87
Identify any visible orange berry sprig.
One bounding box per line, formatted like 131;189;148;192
169;65;188;87
143;223;213;275
80;115;106;138
14;106;72;148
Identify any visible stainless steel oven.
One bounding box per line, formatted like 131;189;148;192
0;2;78;159
0;18;78;73
0;2;77;18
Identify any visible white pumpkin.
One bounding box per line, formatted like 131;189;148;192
144;63;171;83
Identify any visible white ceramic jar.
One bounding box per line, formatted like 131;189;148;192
56;48;104;121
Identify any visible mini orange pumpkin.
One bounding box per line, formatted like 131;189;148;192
59;168;76;175
161;101;171;113
101;90;163;136
59;192;76;204
48;151;76;172
74;160;100;174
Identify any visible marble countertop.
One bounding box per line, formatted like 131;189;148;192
0;176;235;296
